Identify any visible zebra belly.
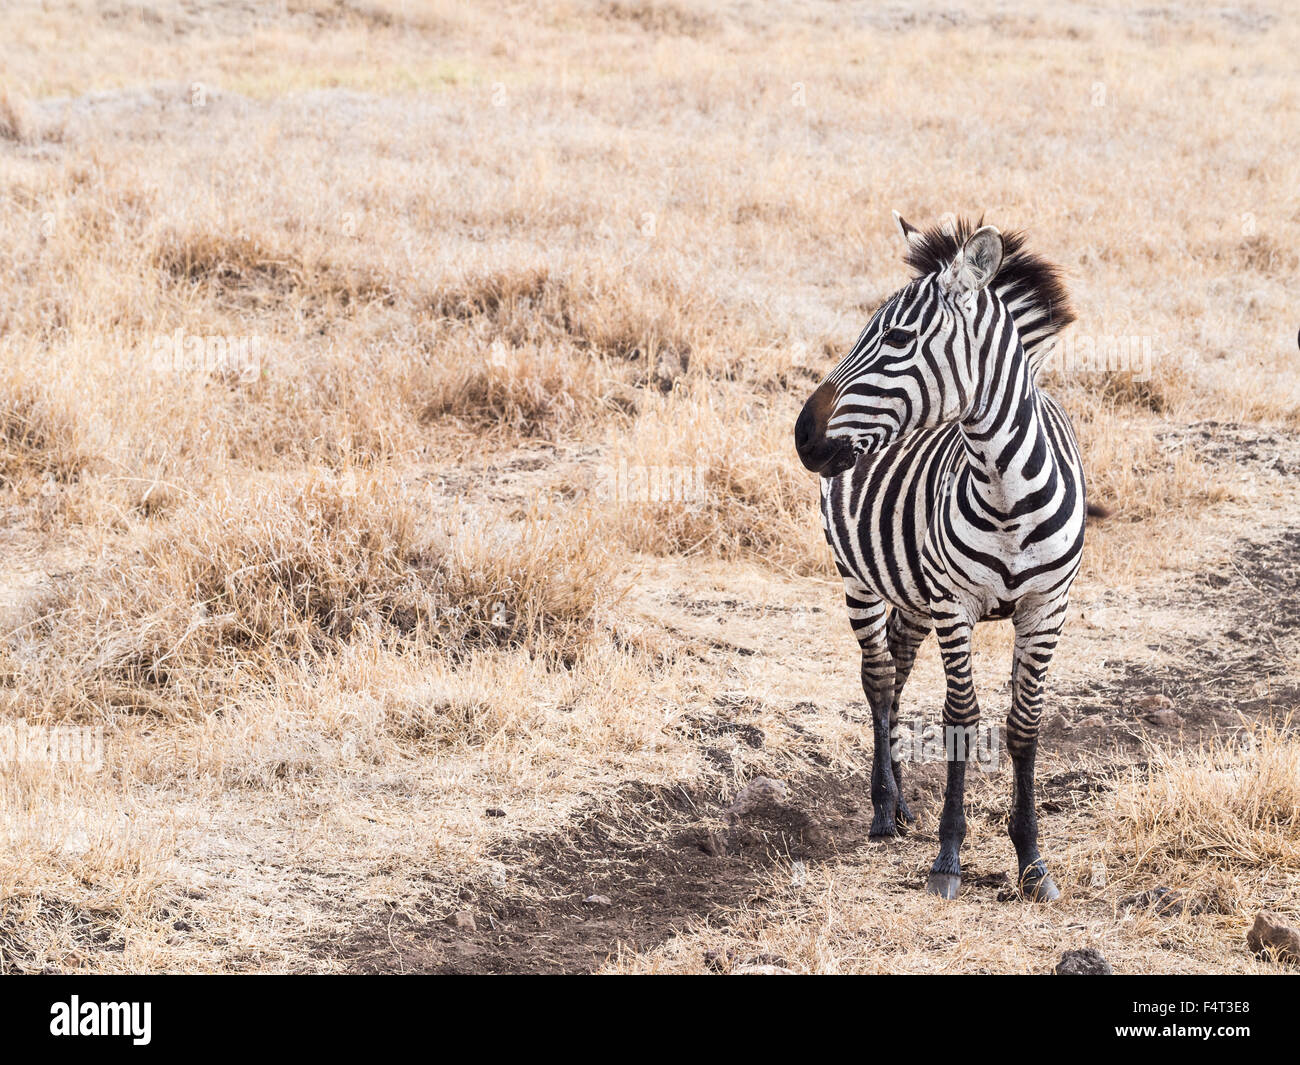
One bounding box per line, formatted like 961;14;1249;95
819;423;964;614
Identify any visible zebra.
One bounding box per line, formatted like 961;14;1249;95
793;212;1089;901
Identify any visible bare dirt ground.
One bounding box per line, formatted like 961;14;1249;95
0;1;1297;974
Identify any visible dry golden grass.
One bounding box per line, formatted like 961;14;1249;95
3;474;614;721
0;0;1296;972
603;387;828;575
0;375;94;489
0;87;33;145
1103;724;1300;908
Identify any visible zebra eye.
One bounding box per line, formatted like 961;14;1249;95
883;327;913;347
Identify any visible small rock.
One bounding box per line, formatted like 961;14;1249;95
727;776;789;818
1075;713;1106;729
1246;910;1300;963
731;963;794;975
485;807;506;818
703;947;738;972
1042;713;1073;736
1135;694;1174;712
1144;709;1185;728
700;829;729;857
582;894;613;907
1121;887;1203;916
447;910;476;932
1055;948;1113;975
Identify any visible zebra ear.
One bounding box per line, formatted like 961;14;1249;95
942;225;1003;297
892;210;923;248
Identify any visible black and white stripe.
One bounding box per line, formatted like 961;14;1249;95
794;214;1086;901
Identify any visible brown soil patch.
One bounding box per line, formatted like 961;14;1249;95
329;772;874;974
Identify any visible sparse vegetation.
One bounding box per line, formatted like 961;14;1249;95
3;475;614;719
1106;724;1300;891
0;378;93;488
0;0;1296;974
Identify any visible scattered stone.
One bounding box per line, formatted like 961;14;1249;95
447;910;477;932
704;947;738;973
1120;887;1203;916
726;776;789;819
485;807;506;818
1135;694;1174;712
1055;948;1113;975
732;963;794;975
1042;713;1073;736
1144;709;1185;728
700;829;728;857
1246;910;1300;964
582;894;613;907
1074;713;1106;729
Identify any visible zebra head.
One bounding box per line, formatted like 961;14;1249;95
794;213;1009;478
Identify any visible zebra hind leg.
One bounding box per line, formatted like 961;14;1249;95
1007;607;1066;902
845;585;899;838
886;608;929;830
926;608;979;899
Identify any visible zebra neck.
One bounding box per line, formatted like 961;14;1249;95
956;342;1051;517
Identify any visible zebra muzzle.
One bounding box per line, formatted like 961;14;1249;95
795;389;858;476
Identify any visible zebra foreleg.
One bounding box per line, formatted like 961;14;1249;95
926;610;978;899
886;608;929;828
1007;609;1065;902
846;587;899;838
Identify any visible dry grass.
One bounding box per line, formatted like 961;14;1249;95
604;387;827;575
418;338;620;437
0;87;33;144
0;376;94;489
0;0;1296;972
1101;724;1300;914
3;475;614;719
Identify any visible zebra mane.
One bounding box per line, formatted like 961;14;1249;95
902;217;1075;377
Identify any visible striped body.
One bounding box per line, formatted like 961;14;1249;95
821;379;1087;603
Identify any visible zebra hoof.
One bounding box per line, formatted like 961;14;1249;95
896;797;917;825
1020;873;1060;903
868;818;899;841
925;873;961;899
